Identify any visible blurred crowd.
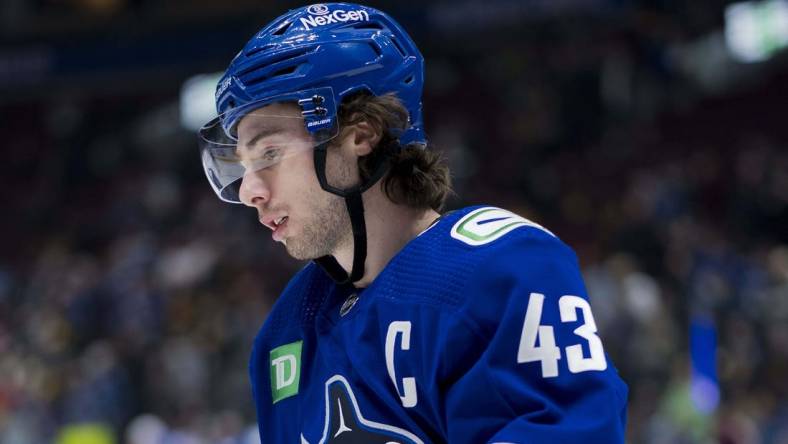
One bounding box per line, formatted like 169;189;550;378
1;2;788;444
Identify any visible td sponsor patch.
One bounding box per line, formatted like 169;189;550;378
270;340;303;403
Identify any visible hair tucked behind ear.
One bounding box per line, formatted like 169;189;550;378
335;92;453;211
381;144;452;211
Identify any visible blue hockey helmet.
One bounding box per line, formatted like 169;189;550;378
199;2;425;203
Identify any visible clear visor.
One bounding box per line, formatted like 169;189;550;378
198;106;339;203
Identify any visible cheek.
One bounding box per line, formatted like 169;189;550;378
325;149;360;189
281;151;321;196
297;151;320;188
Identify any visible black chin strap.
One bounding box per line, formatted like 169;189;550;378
312;142;390;285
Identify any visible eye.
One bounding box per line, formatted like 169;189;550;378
238;145;280;161
261;148;281;162
238;146;283;172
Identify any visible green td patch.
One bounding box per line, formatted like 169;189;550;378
270;340;302;403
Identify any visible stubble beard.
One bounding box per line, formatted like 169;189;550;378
284;190;351;260
283;149;355;260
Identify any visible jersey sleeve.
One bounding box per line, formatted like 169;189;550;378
439;231;628;444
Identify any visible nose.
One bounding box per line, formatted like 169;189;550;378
238;169;271;207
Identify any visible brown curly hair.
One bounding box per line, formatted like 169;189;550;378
334;92;452;211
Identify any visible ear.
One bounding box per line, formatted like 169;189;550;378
344;120;382;157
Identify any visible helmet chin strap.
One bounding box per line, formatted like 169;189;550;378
311;142;390;285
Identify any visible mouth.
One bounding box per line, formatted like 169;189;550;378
260;214;287;230
273;216;288;227
271;216;289;242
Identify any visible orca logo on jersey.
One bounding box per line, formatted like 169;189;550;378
303;375;423;444
450;207;555;246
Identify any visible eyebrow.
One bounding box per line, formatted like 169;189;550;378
245;128;286;148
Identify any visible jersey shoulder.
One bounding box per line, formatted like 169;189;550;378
417;205;575;279
375;205;578;311
447;205;557;247
432;205;571;260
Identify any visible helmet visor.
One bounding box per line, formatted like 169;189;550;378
198;104;339;203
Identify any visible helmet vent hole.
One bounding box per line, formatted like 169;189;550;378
403;75;415;85
368;42;382;58
237;48;311;77
350;22;383;30
390;37;406;57
272;65;298;77
272;22;292;36
246;44;275;57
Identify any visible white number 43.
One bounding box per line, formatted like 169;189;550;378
517;293;607;378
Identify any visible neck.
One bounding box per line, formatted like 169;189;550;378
332;185;439;288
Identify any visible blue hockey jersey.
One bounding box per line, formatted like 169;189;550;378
249;206;628;443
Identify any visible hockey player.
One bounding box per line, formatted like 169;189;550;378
198;3;628;443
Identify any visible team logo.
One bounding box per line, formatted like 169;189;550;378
307;4;330;15
270;341;303;403
302;375;423;444
450;207;555;246
339;293;359;317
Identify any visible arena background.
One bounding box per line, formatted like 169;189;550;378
1;1;787;443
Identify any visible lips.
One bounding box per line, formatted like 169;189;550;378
260;214;289;241
271;216;288;242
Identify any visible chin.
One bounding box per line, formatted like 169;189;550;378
283;241;319;261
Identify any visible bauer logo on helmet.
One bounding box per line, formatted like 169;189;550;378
306;117;332;129
216;77;232;100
